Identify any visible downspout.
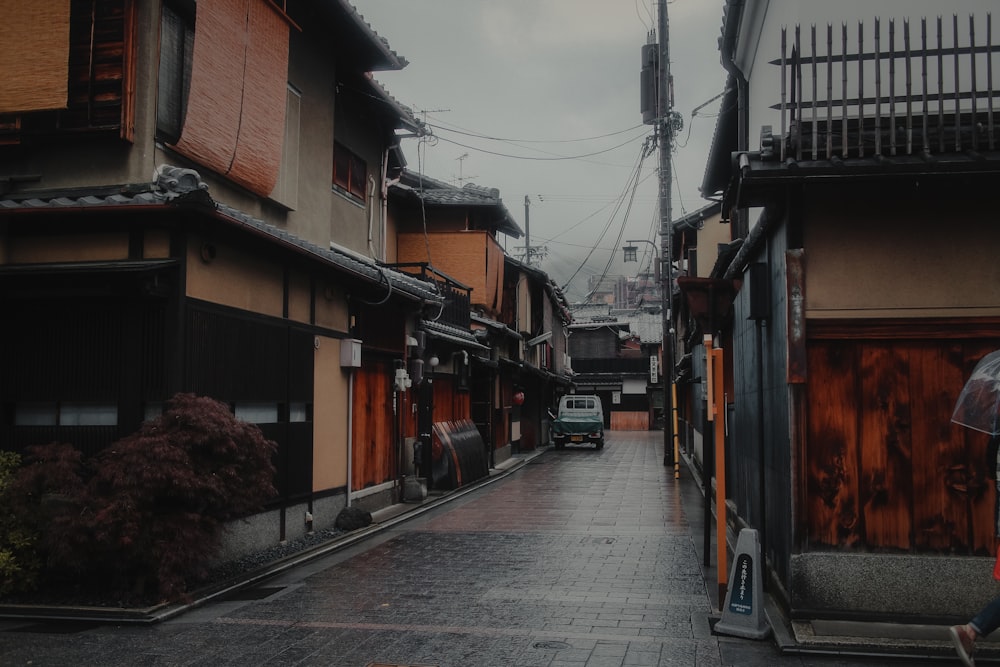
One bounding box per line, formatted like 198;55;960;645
347;366;354;507
379;147;401;262
368;175;378;258
720;0;752;157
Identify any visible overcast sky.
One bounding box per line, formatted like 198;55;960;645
351;1;728;302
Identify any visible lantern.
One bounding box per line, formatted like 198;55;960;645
513;391;525;406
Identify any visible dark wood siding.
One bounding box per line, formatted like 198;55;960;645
805;335;998;555
729;226;793;584
1;296;166;457
185;302;315;500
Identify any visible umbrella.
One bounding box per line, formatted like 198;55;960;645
952;350;1000;435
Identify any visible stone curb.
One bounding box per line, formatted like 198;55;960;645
0;446;549;626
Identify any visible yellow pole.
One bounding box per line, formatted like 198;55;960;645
713;347;728;608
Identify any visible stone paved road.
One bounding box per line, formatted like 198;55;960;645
0;431;951;666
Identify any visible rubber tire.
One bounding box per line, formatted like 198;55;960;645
596;438;604;450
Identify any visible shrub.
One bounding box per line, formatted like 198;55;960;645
85;393;278;600
3;394;278;603
3;444;89;585
0;451;41;596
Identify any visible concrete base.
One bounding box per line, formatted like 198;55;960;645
493;444;512;467
789;551;997;621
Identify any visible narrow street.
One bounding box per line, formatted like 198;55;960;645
0;431;948;666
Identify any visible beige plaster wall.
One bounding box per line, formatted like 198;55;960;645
287;270;311;324
314;280;349;331
693;211;729;279
803;185;1000;318
7;234;129;263
313;335;349;492
143;229;171;259
186;239;283;317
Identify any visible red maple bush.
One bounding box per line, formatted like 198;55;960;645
4;394;277;603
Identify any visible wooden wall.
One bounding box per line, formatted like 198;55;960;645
610;412;648;430
351;356;395;490
805;336;999;555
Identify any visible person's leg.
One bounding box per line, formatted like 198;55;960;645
949;596;1000;667
971;595;1000;637
951;623;977;667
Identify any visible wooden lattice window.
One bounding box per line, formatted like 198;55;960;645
0;0;137;145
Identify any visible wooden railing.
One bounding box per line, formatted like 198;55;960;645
773;14;1000;161
388;262;472;328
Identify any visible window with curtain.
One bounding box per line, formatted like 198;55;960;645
0;0;137;144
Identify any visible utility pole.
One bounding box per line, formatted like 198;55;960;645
524;195;531;266
656;0;677;472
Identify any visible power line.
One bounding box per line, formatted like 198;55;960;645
426;121;648;144
432;130;651;162
559;136;655;292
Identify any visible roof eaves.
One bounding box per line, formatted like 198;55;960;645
337;0;408;70
211;200;441;302
0;181;441;305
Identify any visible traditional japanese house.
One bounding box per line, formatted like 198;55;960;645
0;0;439;558
702;0;1000;622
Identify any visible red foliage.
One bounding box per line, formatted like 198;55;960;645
7;394;278;602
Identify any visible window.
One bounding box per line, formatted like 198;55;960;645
289;402;311;423
333;141;367;201
234;402;280;424
14;402;118;426
0;0;137;144
14;403;57;426
157;1;195;144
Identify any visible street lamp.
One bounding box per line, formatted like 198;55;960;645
622;238;676;471
623;239;660;285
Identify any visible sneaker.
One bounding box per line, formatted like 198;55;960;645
949;624;976;667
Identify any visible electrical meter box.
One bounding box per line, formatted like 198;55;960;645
340;338;362;367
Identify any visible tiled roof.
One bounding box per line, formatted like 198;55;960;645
471;313;523;340
338;0;408;70
0;185;442;304
391;171;524;238
422;319;490;351
566;307;664;344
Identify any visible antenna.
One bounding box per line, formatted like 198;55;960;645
453;152;477;186
413;107;450;123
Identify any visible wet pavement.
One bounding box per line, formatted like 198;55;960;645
0;431;969;665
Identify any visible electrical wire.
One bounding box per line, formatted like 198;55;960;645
559;135;655;292
670;154;688;217
585;141;653;298
425;121;648;145
634;0;652;30
432;130;650;162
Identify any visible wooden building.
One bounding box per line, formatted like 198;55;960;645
0;0;444;560
387;173;572;468
702;0;1000;622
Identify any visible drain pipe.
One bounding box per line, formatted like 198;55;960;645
347;366;354;507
